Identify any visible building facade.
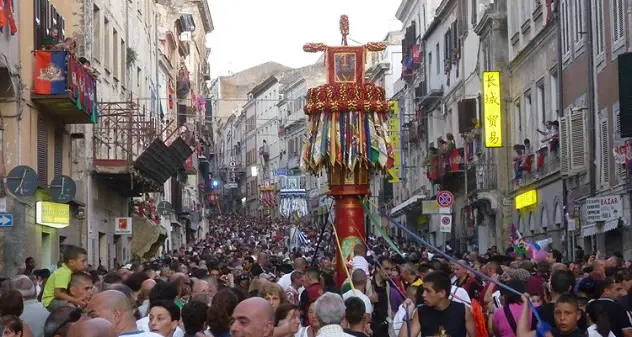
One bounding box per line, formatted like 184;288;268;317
0;0;214;275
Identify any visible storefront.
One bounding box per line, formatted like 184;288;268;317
581;194;631;256
512;180;565;250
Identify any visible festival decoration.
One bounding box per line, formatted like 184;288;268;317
301;15;393;286
278;176;308;217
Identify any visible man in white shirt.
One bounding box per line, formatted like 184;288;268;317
342;269;373;317
351;244;370;277
277;257;307;290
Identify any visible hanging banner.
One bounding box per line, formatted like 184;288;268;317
483;71;503;148
387;100;401;183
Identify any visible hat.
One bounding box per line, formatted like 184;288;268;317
501;266;531;281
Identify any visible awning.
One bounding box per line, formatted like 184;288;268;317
131;216;167;259
581;219;620;237
390;194;426;217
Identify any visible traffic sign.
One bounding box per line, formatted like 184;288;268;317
439;215;452;233
436;191;454;208
0;214;13;227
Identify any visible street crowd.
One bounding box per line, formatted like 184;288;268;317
0;215;629;337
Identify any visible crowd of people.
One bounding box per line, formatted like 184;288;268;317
0;216;629;337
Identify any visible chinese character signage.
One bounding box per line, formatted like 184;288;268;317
483;71;502;148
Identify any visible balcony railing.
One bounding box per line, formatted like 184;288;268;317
466;162;498;192
31;50;98;124
426;147;465;188
513;146;561;188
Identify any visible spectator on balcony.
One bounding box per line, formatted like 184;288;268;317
538;121;560;154
42;28;60;48
524;139;533;156
513;144;532;180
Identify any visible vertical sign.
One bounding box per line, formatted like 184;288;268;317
387;100;401;183
483;71;503;148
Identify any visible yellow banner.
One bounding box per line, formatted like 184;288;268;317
483;71;502;148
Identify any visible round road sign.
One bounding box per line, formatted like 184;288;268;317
436;191;454;208
441;216;451;225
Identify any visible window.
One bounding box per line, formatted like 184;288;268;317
536;81;546;138
599;117;610;185
594;0;605;55
611;0;626;50
93;5;101;61
550;71;560;118
34;0;66;49
436;43;440;74
104;18;111;70
121;39;126;83
561;0;572;56
113;28;119;79
514;100;522;144
573;0;584;46
524;91;533;144
509;0;519;37
614;104;627;182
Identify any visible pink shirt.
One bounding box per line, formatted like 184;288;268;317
492;303;530;337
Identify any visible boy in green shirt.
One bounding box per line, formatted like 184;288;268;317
42;245;88;310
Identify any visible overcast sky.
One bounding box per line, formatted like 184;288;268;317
207;0;403;77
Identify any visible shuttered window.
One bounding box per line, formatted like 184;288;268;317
614;105;627;182
599;118;610;185
612;0;626;49
54;128;63;177
594;0;605;55
37;115;48;186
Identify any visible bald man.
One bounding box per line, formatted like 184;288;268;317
138;279;156;317
168;272;190;308
67;318;117;337
87;290;161;337
230;297;275;337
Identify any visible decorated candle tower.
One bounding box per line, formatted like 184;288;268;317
301;15;394;286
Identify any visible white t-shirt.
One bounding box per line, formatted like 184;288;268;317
137;316;185;337
342;289;374;314
351;256;369;276
392;303;409;336
449;285;472;308
277;272;293;290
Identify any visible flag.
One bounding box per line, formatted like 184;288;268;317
297;231;309;246
33;51;67;95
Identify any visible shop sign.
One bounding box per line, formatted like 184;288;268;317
585;195;622;223
36;201;70;228
515;190;537;209
115;217;133;235
421;200;451;214
483;71;503;148
387;100;401;183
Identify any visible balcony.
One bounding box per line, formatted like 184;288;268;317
512;146;561;188
417;81;443;108
176;65;191;99
184;152;199;175
466;161;498;193
426;146;466;190
31;51;98;124
202;63;211;81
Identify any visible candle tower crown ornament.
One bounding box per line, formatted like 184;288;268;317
301;15;394;286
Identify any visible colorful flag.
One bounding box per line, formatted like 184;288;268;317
33;51;67;95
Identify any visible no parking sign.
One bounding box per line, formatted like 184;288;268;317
439;214;452;233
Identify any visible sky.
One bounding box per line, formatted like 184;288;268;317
206;0;403;77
